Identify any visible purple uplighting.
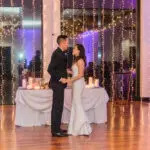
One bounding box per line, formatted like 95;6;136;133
76;30;99;65
103;0;136;9
16;29;41;65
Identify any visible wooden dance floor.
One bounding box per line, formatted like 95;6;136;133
0;102;150;150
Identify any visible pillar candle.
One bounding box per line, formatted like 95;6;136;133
22;79;27;88
94;79;99;87
88;77;93;85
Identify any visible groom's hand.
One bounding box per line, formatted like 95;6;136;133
59;78;67;84
66;78;72;83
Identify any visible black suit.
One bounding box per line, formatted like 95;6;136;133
47;47;67;133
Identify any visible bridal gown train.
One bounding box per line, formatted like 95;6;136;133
68;64;92;136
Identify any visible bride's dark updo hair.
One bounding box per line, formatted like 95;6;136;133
74;44;86;66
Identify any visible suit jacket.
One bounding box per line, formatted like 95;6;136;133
47;47;67;88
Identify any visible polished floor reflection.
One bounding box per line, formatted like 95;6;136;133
0;102;150;150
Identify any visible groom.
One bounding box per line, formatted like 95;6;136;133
47;35;69;137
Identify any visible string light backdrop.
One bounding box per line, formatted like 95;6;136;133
60;0;136;100
0;0;42;104
0;0;137;104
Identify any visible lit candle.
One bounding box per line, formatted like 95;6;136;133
94;79;99;87
22;79;27;88
28;77;33;86
36;78;41;87
88;77;93;85
34;85;40;90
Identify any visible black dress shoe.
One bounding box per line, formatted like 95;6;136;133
52;132;69;137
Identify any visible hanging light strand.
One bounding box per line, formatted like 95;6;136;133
0;0;5;105
92;0;96;78
32;0;36;77
111;0;115;101
10;0;15;104
21;0;25;64
120;0;125;100
101;0;106;87
72;0;75;45
130;0;135;101
82;0;85;45
61;0;65;35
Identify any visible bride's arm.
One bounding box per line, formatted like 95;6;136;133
70;59;85;82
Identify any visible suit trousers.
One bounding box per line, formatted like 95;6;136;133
51;83;65;133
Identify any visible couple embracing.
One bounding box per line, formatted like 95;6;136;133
48;35;92;137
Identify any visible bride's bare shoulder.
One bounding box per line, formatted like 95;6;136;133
77;59;84;66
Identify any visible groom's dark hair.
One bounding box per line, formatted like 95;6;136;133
57;35;68;45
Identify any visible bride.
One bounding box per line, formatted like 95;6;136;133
67;44;92;136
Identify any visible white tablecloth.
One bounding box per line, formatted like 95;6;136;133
15;87;109;127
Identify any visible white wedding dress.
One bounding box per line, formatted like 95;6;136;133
68;64;92;136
